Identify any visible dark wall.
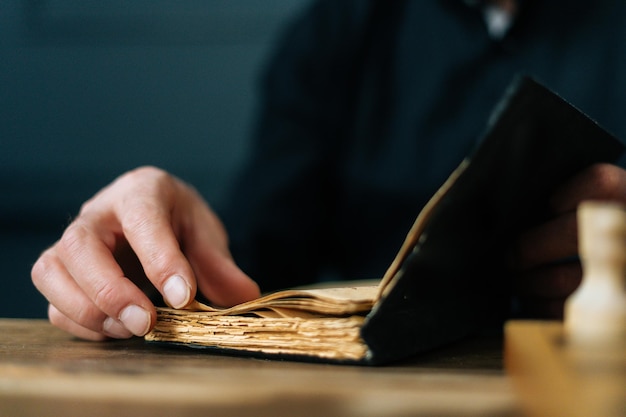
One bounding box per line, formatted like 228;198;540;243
0;0;311;318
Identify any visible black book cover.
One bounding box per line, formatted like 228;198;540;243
361;76;624;364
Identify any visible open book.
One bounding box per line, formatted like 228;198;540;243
145;77;624;364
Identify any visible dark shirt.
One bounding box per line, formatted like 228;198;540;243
223;0;626;292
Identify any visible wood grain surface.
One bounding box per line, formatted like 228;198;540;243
506;320;626;417
0;319;521;417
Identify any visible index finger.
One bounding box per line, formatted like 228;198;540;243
118;196;197;309
111;169;197;310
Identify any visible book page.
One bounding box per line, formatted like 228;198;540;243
182;281;378;317
146;312;368;360
376;159;470;300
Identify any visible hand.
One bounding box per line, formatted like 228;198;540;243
31;166;260;341
510;163;626;319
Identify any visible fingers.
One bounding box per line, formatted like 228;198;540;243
32;246;109;336
48;305;110;341
512;262;582;320
32;166;260;341
31;167;185;339
113;167;259;308
551;163;626;212
191;249;260;307
33;223;155;339
114;177;197;309
57;218;156;336
33;247;135;340
516;164;626;268
510;163;626;320
513;262;582;299
512;211;578;270
177;189;261;307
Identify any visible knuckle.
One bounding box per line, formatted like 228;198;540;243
31;248;64;292
31;249;53;286
142;252;177;284
92;280;121;314
78;196;97;216
120;208;167;253
587;163;624;199
125;166;173;191
74;303;105;329
58;221;89;259
128;165;166;179
122;204;156;229
120;169;177;214
84;166;176;217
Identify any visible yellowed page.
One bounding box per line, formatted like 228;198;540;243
183;281;378;317
376;159;470;300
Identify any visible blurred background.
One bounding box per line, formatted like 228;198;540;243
0;0;312;318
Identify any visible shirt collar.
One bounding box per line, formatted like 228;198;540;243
464;0;519;39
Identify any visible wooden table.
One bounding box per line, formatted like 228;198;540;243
0;319;522;417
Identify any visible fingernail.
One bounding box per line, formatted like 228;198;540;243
163;274;191;308
119;305;151;336
103;316;133;339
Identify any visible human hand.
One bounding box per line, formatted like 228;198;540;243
31;166;260;341
510;163;626;319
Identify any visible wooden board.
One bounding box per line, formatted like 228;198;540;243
0;319;520;417
505;320;626;417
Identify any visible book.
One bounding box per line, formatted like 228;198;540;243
145;76;624;364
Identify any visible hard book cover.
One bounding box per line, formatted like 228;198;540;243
145;76;624;365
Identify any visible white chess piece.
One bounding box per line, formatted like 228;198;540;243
565;201;626;346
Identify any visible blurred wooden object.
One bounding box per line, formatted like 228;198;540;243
505;321;625;417
506;202;626;417
0;319;520;417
